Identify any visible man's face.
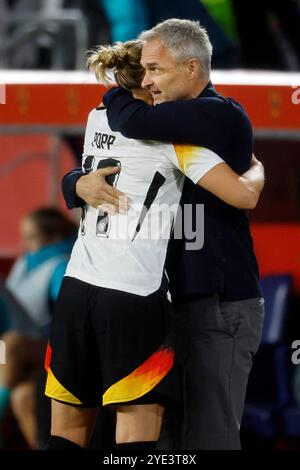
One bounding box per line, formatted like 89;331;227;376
140;39;192;105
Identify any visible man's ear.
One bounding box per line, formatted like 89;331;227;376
186;59;201;79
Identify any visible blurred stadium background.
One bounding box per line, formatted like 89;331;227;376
0;0;300;450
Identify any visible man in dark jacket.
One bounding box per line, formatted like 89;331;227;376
62;19;265;449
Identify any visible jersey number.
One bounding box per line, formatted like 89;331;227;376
95;158;121;238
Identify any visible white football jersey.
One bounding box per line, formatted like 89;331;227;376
65;107;224;295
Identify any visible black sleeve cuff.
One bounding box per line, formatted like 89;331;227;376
61;168;85;209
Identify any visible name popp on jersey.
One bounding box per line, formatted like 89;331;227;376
92;132;116;150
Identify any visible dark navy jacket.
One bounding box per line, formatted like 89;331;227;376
62;82;261;303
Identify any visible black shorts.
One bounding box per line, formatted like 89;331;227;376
45;276;179;408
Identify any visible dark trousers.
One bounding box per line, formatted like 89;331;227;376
158;295;265;450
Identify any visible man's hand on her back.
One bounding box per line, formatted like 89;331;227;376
75;167;128;214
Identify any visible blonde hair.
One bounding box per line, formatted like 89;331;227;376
87;40;144;90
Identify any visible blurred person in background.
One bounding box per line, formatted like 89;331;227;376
0;207;76;448
99;0;150;42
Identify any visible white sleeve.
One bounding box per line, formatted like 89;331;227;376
165;144;224;184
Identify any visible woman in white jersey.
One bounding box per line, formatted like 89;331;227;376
44;41;263;451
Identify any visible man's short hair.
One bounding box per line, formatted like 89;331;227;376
139;18;213;78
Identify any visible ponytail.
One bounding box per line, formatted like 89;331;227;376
87;41;144;90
